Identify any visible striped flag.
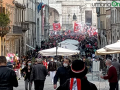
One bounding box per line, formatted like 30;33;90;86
37;2;46;13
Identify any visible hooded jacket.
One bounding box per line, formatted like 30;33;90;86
57;77;97;90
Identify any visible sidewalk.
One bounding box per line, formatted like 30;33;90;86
14;74;119;90
87;73;120;90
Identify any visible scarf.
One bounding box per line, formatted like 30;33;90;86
70;78;81;90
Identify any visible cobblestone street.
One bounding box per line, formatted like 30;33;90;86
14;73;119;90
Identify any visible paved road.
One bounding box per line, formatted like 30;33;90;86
14;73;119;90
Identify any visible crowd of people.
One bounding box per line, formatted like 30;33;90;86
41;31;98;55
0;55;120;90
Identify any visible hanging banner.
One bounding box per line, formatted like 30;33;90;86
53;23;61;31
74;22;81;32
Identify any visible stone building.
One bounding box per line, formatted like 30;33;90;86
5;0;26;57
49;0;97;31
0;0;16;56
97;0;120;58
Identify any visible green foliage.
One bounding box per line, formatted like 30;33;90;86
0;13;10;27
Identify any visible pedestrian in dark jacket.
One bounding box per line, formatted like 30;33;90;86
0;56;18;90
54;58;71;89
31;58;48;90
48;57;57;84
22;60;32;90
101;59;118;90
112;58;120;90
7;60;13;69
56;59;62;70
57;60;97;90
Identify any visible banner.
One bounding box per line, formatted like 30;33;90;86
74;22;81;32
53;23;61;31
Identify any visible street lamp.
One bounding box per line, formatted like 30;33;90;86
56;40;58;57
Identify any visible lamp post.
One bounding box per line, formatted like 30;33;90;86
56;40;58;57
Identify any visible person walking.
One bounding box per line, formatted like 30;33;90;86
7;59;13;69
31;58;48;90
0;56;18;90
16;60;21;80
54;58;71;89
43;58;48;69
34;60;38;65
22;60;32;90
48;57;57;84
57;60;97;90
22;60;26;69
56;59;62;70
112;58;120;90
101;59;118;90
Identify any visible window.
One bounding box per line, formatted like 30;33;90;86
115;9;116;23
111;10;114;24
50;12;52;16
37;18;39;41
85;10;92;26
117;10;119;23
116;9;117;23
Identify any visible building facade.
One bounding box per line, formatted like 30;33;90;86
49;0;97;31
5;0;27;57
4;0;49;57
97;0;120;58
0;0;15;56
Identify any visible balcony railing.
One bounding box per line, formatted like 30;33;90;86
13;1;26;9
0;26;10;37
12;26;22;34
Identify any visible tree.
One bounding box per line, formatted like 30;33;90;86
0;13;10;36
0;13;10;27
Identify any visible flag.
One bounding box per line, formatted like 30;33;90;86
37;2;46;13
74;22;81;32
93;32;98;35
53;23;61;31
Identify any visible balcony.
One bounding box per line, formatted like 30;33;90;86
21;22;29;32
25;8;36;23
12;23;29;35
0;26;11;37
13;1;26;9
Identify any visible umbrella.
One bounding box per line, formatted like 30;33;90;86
59;44;78;50
39;47;80;56
59;39;79;45
95;48;120;55
105;40;120;51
